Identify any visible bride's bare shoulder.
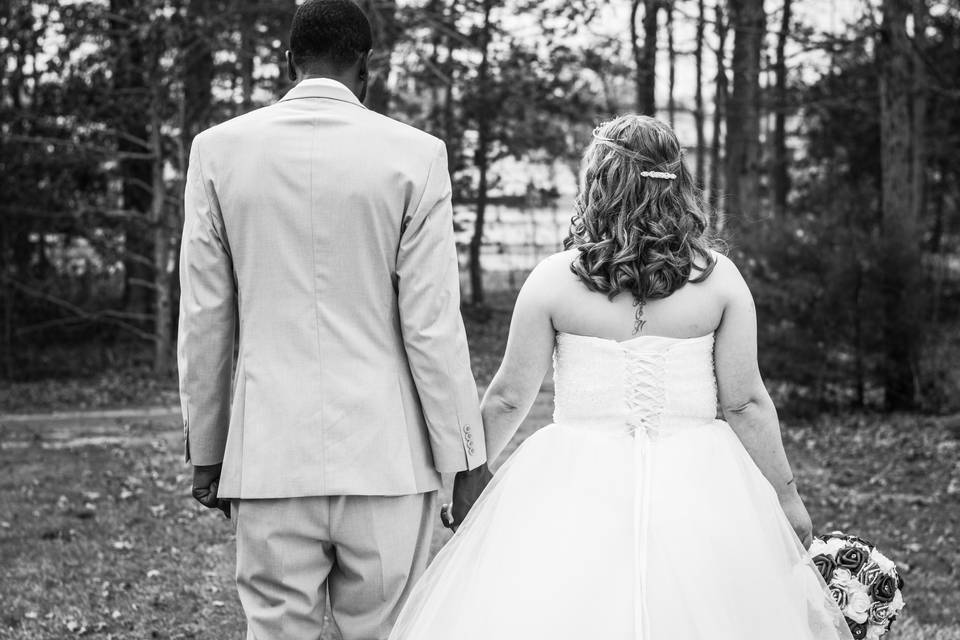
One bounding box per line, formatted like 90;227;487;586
533;249;582;281
517;250;582;300
705;251;754;303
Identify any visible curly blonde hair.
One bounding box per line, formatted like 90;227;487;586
564;115;717;329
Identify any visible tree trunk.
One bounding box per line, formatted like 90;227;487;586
111;0;154;323
442;0;459;189
724;0;765;232
852;259;865;407
631;0;659;115
911;0;927;243
878;0;921;410
182;0;214;146
772;0;792;217
149;100;172;374
468;0;493;306
694;0;706;186
239;11;255;112
709;3;728;225
666;1;675;126
0;218;12;379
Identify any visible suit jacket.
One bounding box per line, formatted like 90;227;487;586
177;78;486;499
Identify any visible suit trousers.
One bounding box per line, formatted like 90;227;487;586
233;492;437;640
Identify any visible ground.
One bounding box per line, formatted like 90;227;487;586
1;295;958;638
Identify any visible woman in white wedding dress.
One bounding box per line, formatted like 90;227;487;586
389;115;852;640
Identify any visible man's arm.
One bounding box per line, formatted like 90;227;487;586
177;135;236;471
396;141;485;474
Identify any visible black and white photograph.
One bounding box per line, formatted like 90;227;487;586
0;0;957;638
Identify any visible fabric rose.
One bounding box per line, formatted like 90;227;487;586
847;620;868;640
870;573;897;603
846;590;872;624
857;561;881;585
837;546;869;573
869;601;890;625
813;554;837;582
829;584;849;610
831;568;854;587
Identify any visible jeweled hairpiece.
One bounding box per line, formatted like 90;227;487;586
640;170;677;180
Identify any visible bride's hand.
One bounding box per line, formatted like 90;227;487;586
778;491;813;549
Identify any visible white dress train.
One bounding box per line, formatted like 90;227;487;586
389;333;853;640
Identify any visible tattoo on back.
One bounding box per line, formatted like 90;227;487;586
632;297;646;335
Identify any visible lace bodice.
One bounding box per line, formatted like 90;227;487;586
552;332;718;435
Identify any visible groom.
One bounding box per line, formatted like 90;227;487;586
177;1;490;638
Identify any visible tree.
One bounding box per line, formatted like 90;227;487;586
630;0;660;115
709;1;728;219
878;0;922;409
109;0;155;323
467;0;495;306
693;0;706;185
666;0;676;126
771;0;792;218
724;0;765;232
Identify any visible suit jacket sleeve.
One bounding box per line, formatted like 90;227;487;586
397;142;486;473
177;135;236;465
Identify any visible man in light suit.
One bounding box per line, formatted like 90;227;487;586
177;1;490;637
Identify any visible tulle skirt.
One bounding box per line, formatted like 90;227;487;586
389;419;853;640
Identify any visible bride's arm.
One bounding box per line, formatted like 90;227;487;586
481;262;557;464
713;255;812;544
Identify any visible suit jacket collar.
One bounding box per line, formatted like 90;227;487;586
279;78;367;109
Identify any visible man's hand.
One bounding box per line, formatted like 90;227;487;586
779;491;813;549
443;464;493;531
192;463;231;519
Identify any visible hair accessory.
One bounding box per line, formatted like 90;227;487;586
592;125;678;179
640;170;677;180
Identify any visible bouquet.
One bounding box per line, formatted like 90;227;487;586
809;532;905;640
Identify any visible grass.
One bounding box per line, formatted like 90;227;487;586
0;421;243;639
1;406;958;638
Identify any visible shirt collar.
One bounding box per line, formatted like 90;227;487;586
279;78;367;109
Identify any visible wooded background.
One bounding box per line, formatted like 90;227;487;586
1;0;957;414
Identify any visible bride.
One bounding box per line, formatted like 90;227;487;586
390;115;853;640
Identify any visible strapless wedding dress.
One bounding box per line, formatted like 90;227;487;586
390;333;853;640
